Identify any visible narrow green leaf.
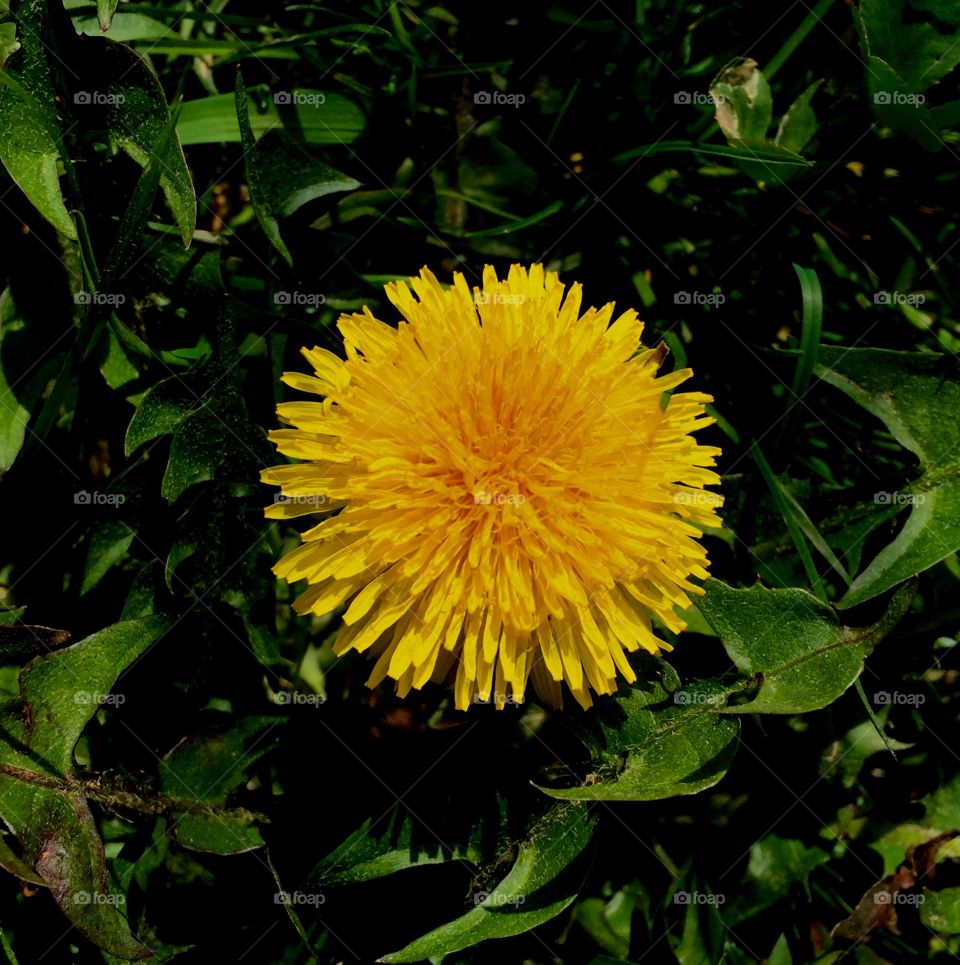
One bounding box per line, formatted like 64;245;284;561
235;73;290;265
612;139;813;170
458;200;564;239
177;88;365;146
754;445;824;598
380;803;595;963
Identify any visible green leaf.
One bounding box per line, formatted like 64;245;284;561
706;58;820;182
854;0;960;150
251;132;360;218
728;836;829;923
711;58;773;143
160;381;266;503
539;656;739;802
574;885;639;959
745;834;830;913
923;773;960;830
816;347;960;606
234;74;287;264
0;22;19;67
99;326;140;391
775;80;823;154
124;375;196;455
863;55;945;152
0;833;47;886
18;615;168;774
170;812;264;855
0;616;168;957
672;879;726;964
235;73;359;264
96;0;119;31
921;887;960;934
0;71;76;239
77;37;195;246
856;0;960;89
80;520;135;595
819;717;911;789
158;716;279;854
177;87;365;146
768;934;794;965
72;11;172;43
0;0;80;238
0;297;63;473
697;578;913;713
379;803;595;963
310;809;483;887
871;824;960;875
612;139;813;172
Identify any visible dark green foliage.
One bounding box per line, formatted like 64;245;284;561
1;1;960;962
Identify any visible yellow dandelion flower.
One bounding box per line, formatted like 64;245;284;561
263;265;722;711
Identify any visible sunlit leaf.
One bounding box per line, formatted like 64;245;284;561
816;347;960;606
380;803;596;963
